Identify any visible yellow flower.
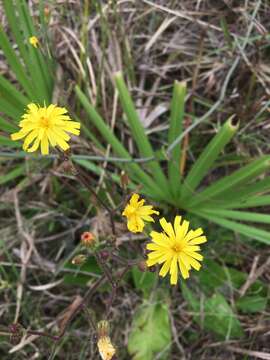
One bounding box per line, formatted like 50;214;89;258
146;216;207;285
97;321;116;360
122;193;159;233
97;336;116;360
29;36;39;48
11;103;80;155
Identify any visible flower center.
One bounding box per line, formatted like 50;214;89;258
172;243;183;253
39;116;50;128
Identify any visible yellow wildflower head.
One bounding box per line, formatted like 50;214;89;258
29;36;39;48
11;103;80;155
146;216;207;285
122;193;159;233
97;321;116;360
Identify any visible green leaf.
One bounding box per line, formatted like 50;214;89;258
128;301;171;360
168;81;186;194
203;293;244;339
114;72;171;199
236;295;267;313
181;116;238;201
132;267;157;298
75;85;169;201
0;164;25;185
187;156;270;208
63;256;101;286
195;211;270;244
182;284;243;339
199;208;270;224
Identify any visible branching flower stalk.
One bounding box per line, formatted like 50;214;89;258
8;101;208;360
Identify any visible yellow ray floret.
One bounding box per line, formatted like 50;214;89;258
146;216;207;285
122;193;159;233
29;36;39;48
11;103;80;155
97;336;116;360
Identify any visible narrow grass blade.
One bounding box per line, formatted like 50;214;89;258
0;136;22;148
181;116;238;201
0;73;28;108
114;72;171;197
187;156;270;208
168;81;186;194
14;0;52;102
0;116;18;133
0;26;34;99
0;98;23;120
75;86;167;201
0;164;25;185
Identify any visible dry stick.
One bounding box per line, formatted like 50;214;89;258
239;256;270;297
72;161;116;237
13;191;34;324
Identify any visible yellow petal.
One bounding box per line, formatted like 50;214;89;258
41;134;49;155
180;252;201;271
22;129;39;150
178;256;190;279
159;218;175;239
184;251;203;261
150;231;171;248
11;130;28;140
159;258;172;277
130;193;140;206
184;228;204;242
27;137;40;152
170;258;178;285
188;236;207;245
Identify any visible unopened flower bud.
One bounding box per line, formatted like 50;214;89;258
44;6;50;17
81;231;95;247
71;254;87;265
120;170;129;189
9;323;25;345
137;260;147;272
99;250;109;260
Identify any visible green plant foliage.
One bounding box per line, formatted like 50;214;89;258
236;295;267;314
128;301;172;360
182;284;244;339
76;73;270;245
0;0;55;187
132;267;157;298
63;256;101;286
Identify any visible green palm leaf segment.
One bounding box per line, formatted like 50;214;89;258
167;81;186;196
114;72;172;201
180;116;239;203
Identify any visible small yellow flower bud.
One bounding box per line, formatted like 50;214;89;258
80;231;95;247
29;36;39;48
